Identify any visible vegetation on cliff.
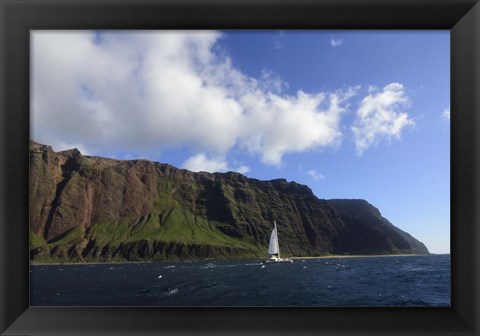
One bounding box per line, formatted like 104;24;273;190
29;141;429;262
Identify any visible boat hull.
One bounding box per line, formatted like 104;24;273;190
264;257;293;263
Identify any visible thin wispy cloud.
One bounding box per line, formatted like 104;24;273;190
330;37;343;47
235;165;250;174
307;169;325;181
352;83;414;155
273;30;286;50
54;141;91;156
260;69;289;94
442;107;450;120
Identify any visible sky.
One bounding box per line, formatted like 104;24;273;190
31;30;450;254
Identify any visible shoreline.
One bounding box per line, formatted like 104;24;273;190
30;253;444;266
290;253;437;260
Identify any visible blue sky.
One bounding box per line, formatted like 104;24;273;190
31;30;450;253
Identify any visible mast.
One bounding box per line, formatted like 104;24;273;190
274;221;280;258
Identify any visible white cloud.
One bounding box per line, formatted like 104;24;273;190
32;31;358;167
307;169;325;181
239;87;358;165
182;153;228;173
53;141;91;156
352;83;414;155
442;107;450;120
330;37;343;47
182;153;250;174
235;165;250;174
260;69;289;94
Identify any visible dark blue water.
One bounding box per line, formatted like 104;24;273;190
30;254;450;306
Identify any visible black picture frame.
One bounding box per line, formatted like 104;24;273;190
1;0;479;335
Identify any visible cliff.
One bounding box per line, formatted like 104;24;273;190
29;141;429;262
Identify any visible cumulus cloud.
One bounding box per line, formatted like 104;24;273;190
442;107;450;120
239;87;357;165
352;83;414;155
330;37;343;47
182;153;250;174
307;169;325;181
182;153;228;173
32;31;358;167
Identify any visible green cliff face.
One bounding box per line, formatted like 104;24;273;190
29;141;429;263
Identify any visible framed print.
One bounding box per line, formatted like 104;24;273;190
1;0;479;335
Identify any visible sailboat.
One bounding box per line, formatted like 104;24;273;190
265;221;293;263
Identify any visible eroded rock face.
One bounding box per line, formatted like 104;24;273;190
29;141;428;262
327;199;429;255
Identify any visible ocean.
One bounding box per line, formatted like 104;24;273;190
30;254;450;307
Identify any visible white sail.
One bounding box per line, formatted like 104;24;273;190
265;221;292;263
268;221;280;255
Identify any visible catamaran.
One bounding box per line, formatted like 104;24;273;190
265;221;293;263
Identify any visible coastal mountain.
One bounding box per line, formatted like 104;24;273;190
29;141;429;262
